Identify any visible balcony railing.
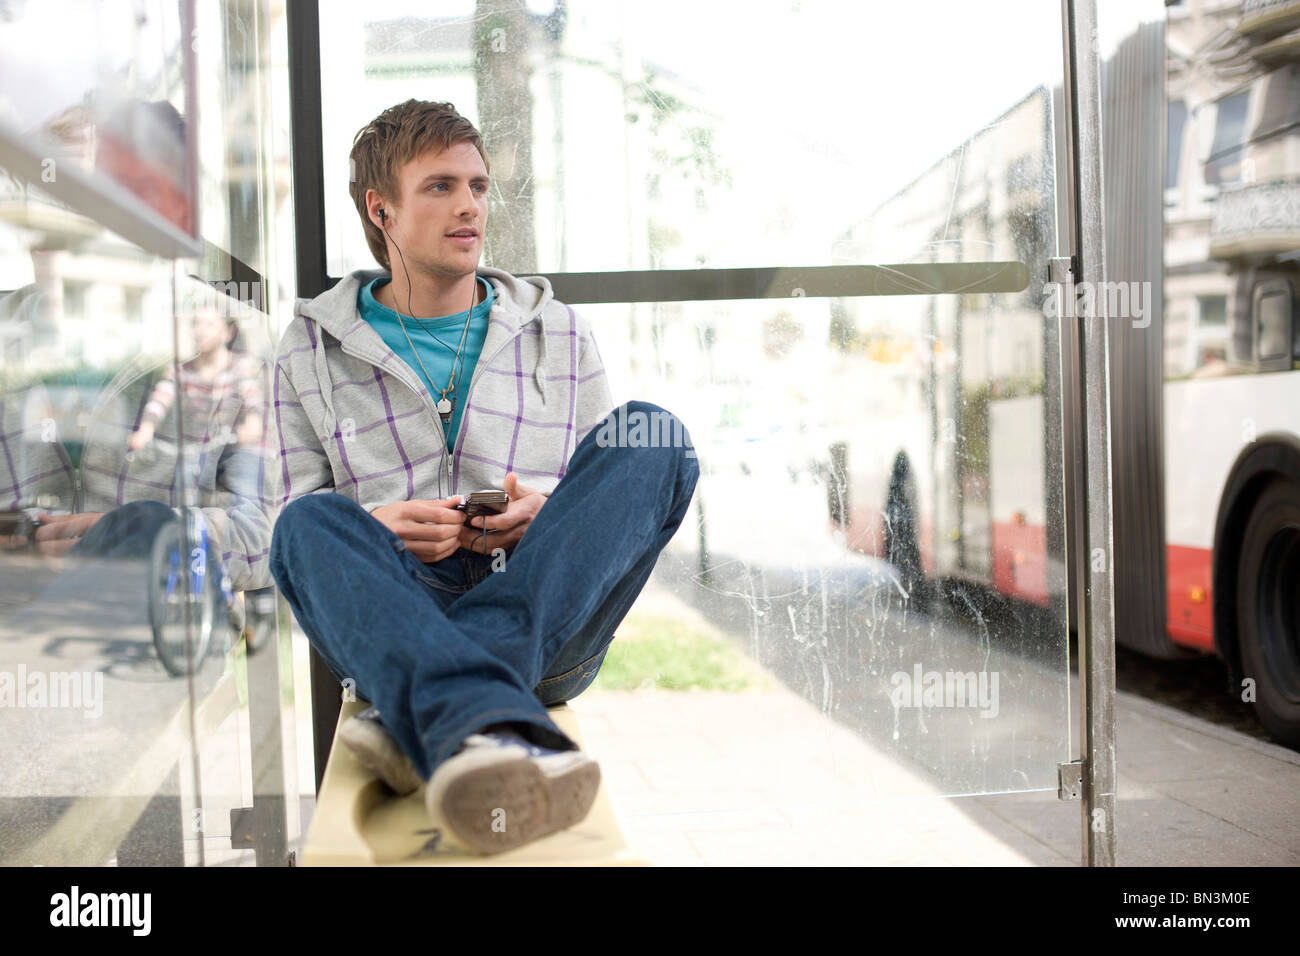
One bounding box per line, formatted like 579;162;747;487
1238;0;1300;38
1209;178;1300;258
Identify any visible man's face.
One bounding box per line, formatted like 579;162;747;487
388;141;489;280
192;309;226;352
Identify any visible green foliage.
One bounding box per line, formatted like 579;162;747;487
761;311;803;359
0;357;144;392
627;68;732;190
593;613;768;692
648;219;683;258
828;298;858;352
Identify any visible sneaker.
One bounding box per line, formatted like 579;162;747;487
337;706;422;796
425;730;601;855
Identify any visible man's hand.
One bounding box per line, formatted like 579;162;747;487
31;512;104;557
369;497;466;564
128;422;155;451
458;473;546;554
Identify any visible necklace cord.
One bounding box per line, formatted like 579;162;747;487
384;221;476;413
384;218;479;501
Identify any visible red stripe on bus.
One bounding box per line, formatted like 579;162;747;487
991;520;1049;606
848;515;1215;651
1166;543;1214;650
839;506;883;557
839;507;937;575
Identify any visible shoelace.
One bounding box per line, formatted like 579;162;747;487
462;731;566;759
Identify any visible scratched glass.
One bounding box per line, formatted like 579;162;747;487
0;0;302;866
313;0;1073;845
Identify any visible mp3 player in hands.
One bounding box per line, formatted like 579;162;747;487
454;489;509;520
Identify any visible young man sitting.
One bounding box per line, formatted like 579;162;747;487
268;99;698;854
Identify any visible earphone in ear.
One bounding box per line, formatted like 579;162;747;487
378;208;387;225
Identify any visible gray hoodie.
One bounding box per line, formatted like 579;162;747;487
271;266;613;524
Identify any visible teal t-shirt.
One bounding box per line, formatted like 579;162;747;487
358;276;492;451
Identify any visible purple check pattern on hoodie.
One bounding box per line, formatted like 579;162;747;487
270;267;614;519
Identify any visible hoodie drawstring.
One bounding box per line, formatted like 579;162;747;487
314;330;338;437
535;310;548;405
300;268;554;434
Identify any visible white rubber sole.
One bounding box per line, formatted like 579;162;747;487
428;749;601;854
338;716;423;796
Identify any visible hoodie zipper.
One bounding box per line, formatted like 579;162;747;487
339;336;456;490
445;307;546;486
337;314;527;495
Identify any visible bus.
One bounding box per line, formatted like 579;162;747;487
825;0;1300;748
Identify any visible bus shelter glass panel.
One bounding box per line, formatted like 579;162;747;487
317;0;1071;802
0;0;300;866
1110;0;1300;748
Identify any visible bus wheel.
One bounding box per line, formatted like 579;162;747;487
1236;478;1300;749
885;451;928;611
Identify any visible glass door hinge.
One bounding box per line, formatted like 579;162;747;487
1058;759;1083;801
1047;256;1076;285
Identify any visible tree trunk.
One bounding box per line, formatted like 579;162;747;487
473;0;537;273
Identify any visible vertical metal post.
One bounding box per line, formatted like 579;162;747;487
286;0;342;793
1061;0;1118;866
244;608;289;865
287;0;329;300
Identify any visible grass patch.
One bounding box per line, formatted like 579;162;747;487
593;612;766;692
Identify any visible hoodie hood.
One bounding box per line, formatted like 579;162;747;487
474;266;556;403
272;263;613;517
294;266;558;434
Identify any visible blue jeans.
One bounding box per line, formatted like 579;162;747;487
269;401;698;780
72;499;176;560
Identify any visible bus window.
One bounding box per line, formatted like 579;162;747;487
1255;280;1293;367
1167;99;1186;191
1190;295;1228;374
1205;92;1250;186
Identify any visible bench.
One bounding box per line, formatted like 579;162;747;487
301;699;644;865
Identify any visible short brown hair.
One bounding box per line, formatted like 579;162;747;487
348;100;490;271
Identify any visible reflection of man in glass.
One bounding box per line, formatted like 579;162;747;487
0;279;273;613
129;303;264;453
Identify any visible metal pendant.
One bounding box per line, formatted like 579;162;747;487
436;396;453;422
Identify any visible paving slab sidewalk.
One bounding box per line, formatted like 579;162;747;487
567;680;1300;866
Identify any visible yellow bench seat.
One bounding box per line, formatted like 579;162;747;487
301;699;644;866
